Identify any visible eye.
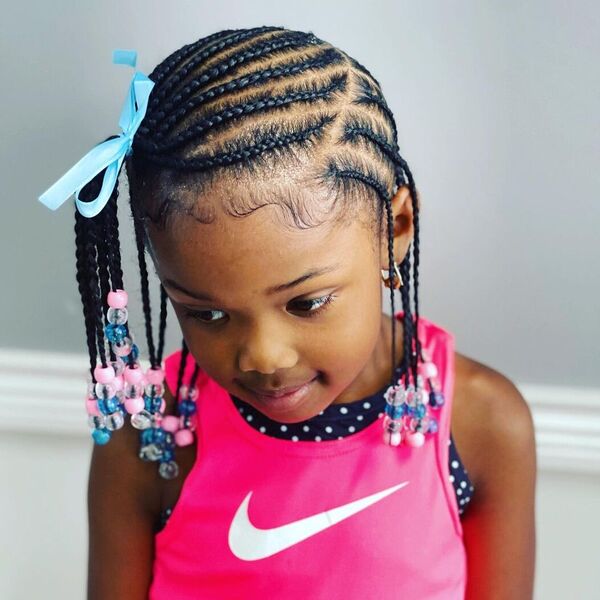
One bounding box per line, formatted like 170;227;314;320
182;294;337;324
289;294;337;319
183;308;227;324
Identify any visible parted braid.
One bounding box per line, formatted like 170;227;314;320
75;27;423;405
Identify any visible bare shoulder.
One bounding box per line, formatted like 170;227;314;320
452;352;537;597
452;351;537;492
452;353;537;598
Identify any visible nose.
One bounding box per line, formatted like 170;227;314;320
237;321;299;374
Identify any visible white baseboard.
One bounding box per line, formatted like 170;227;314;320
1;348;599;474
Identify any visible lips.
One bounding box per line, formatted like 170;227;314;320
240;377;317;398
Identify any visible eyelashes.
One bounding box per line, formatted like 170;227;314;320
182;294;338;325
293;293;337;319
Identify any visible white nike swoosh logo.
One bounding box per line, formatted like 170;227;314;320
228;480;410;561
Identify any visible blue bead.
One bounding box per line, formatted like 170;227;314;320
129;344;140;361
141;429;154;444
104;396;119;413
153;428;167;443
104;323;127;343
428;418;439;433
165;432;175;446
429;391;445;407
385;403;405;419
150;397;163;413
162;449;174;462
415;403;427;418
180;399;197;416
92;428;112;445
144;396;152;411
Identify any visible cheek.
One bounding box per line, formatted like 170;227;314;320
311;283;383;387
172;309;231;382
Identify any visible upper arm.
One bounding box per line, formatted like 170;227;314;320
87;408;162;600
455;357;537;600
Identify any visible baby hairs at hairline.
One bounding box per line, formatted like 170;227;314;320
73;26;439;475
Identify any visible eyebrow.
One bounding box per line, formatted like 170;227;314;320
163;263;342;302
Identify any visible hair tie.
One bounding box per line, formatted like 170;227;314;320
37;49;154;218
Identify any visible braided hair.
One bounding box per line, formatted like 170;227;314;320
75;26;424;422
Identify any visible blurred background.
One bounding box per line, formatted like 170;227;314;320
1;0;599;598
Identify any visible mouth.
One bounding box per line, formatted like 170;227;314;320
238;376;319;412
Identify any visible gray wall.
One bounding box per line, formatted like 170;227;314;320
1;0;598;386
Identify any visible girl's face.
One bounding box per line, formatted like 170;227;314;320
146;181;412;423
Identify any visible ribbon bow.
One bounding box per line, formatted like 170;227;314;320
38;49;155;218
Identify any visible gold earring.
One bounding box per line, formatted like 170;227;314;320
381;262;403;289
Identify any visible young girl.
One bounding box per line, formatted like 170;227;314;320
39;26;536;599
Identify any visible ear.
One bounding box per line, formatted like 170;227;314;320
379;184;416;268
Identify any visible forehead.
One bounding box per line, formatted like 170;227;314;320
146;197;375;301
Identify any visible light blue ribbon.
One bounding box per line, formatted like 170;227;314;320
38;49;155;218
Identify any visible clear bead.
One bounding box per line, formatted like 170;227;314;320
145;383;165;398
112;337;133;357
131;410;153;430
88;414;106;429
410;416;430;433
124;383;142;399
111;360;125;377
159;460;179;480
383;416;402;432
105;411;125;431
406;385;417;407
95;382;116;400
139;443;163;461
107;307;128;325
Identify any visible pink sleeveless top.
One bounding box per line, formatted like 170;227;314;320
149;314;467;599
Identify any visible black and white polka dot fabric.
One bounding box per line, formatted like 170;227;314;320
155;368;474;532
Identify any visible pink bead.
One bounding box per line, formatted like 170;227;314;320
124;398;145;414
86;398;101;416
107;289;128;309
383;430;402;446
123;365;143;385
94;365;115;384
175;429;194;447
162;416;180;433
146;367;165;385
160;399;166;413
418;361;438;379
406;432;425;447
112;375;124;393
